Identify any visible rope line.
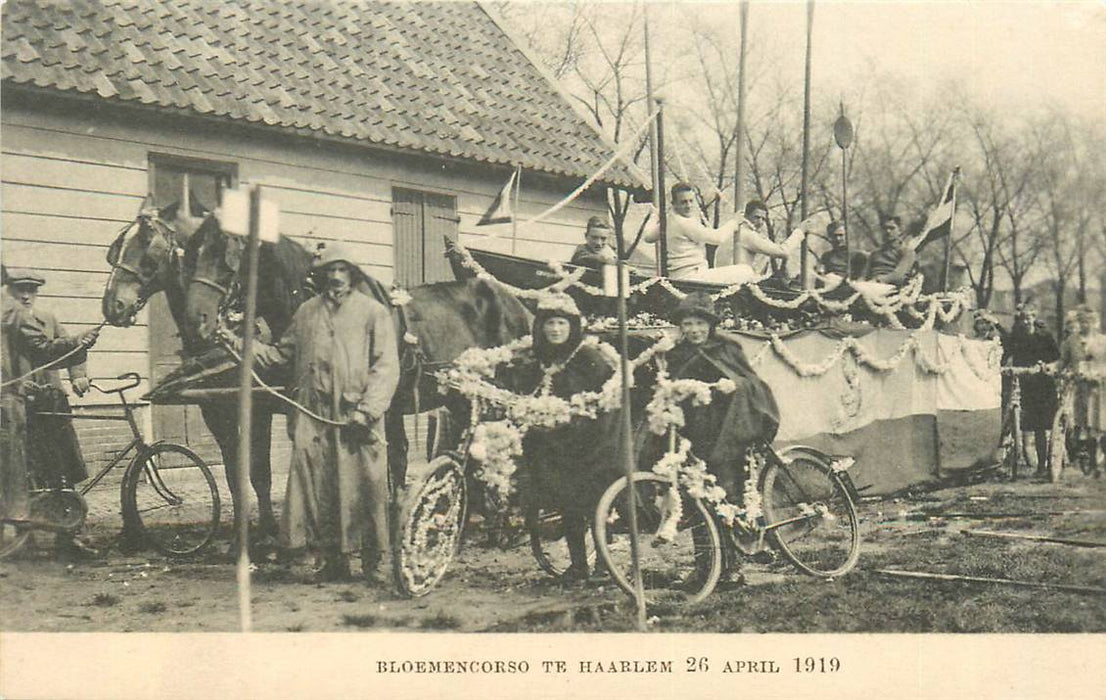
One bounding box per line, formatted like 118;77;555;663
218;339;350;427
0;319;109;390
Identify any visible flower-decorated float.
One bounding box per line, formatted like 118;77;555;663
444;238;1002;497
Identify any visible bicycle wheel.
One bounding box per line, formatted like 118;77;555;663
761;453;860;578
529;506;595;578
395;455;467;598
0;521;30;560
594;473;722;604
123;442;220;557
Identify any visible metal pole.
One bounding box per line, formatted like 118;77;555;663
732;0;749;263
656;100;669;277
235;185;262;632
800;0;814;222
614;222;646;632
841;147;849;278
643;3;661;276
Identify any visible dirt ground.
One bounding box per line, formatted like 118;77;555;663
2;460;1105;634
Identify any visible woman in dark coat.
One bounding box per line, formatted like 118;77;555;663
501;293;622;581
1006;301;1059;478
661;292;780;586
665;293;780;498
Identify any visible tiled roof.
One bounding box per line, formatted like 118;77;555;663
1;0;644;188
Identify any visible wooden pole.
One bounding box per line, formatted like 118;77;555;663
511;165;521;255
941;167;960;292
656;100;669;277
614;217;646;632
874;568;1106;596
799;0;814;222
235;185;262;632
643;3;662;276
731;0;749;264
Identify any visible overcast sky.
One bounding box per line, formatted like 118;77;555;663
649;1;1106;124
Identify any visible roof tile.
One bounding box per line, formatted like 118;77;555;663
2;0;640;187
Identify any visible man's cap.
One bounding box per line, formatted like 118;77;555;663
311;242;357;270
671;291;719;324
4;268;45;287
586;216;611;231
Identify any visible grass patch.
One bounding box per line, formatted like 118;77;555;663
286;623;306;632
88;593;120;608
419;611;462;630
138;601;167;614
336;590;360;603
341;614;377;628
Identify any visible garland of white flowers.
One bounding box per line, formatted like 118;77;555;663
642;368;760;530
401;465;466;584
438;332;678;504
449;239;968;327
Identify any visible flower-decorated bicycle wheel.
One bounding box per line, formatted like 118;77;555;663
395;455;468;598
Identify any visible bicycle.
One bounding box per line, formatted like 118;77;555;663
0;372;221;560
394;420;596;598
593;425;862;604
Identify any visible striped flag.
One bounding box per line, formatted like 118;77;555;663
909;168;959;251
476;168;518;227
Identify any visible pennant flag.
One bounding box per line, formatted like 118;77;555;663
910;169;959;251
477;169;518;227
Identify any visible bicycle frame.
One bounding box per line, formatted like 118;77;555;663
30;373;148;496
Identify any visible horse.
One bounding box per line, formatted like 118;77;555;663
101;198;280;543
182;217;533;494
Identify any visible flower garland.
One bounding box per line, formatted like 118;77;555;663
439;333;677;504
450;239;968;330
402;466;466;583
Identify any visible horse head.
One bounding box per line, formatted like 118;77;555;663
185;218;244;343
101;197;205;326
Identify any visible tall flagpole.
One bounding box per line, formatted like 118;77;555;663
511;165;521;255
942;167;960;292
800;0;814;222
656;99;669;277
643;2;661;276
731;0;749;263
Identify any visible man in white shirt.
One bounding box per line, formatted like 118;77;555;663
711;200;800;281
643;182;730;279
644;185;792;284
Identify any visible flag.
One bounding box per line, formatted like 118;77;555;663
476;168;518;227
909;169;959;251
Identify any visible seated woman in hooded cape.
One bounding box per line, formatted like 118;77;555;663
498;293;622;582
659;292;781;584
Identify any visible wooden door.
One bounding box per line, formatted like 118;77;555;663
148;160;232;463
392;188;458;286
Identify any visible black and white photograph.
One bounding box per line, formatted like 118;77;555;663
1;1;1103;697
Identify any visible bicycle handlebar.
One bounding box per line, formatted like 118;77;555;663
89;372;142;395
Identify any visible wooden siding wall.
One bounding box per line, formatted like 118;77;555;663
1;97;607;464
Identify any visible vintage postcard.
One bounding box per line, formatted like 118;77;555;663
1;1;1103;698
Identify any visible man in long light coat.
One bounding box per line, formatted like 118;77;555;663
253;244;400;583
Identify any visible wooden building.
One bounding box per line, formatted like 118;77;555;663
1;0;643;465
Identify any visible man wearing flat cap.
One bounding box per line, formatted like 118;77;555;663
569;216;617;269
2;268;100;557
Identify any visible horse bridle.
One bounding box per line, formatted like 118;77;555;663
106;211;184;320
